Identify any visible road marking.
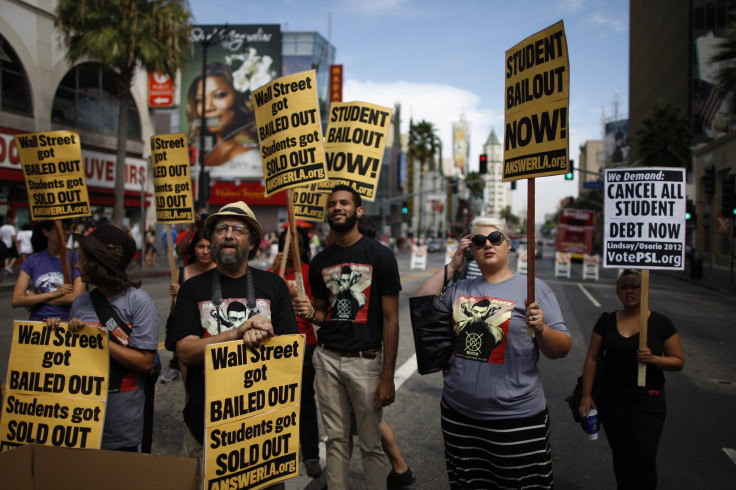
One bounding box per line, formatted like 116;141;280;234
723;447;736;466
395;353;417;390
577;282;601;307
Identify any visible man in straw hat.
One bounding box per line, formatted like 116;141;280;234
171;201;298;459
47;224;160;451
292;185;402;489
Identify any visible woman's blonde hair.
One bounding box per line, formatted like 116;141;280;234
470;217;510;244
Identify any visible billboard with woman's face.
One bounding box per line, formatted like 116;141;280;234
181;25;281;181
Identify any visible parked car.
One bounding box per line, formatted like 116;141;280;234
426;238;443;253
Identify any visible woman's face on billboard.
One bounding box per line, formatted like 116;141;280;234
195;75;236;135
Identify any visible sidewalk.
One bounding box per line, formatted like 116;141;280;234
656;260;736;295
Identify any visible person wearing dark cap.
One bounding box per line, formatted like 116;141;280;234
292;185;401;489
171;201;298;459
47;224;160;451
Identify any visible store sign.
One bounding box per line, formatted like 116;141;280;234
149;71;174;107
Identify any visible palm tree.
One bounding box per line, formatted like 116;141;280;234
408;119;440;236
55;0;192;226
634;103;691;167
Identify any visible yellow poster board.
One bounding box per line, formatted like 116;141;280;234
317;101;393;201
503;20;570;181
150;133;195;223
252;71;328;197
0;321;109;452
292;184;328;222
14;131;91;219
204;335;304;490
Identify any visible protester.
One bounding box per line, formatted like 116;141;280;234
1;216;19;275
269;227;322;479
174;209;208;265
161;226;178;258
357;215;415;488
292;185;401;489
171;201;298;461
414;216;571;489
579;269;684;489
47;224;159;451
144;224;157;269
11;220;84;321
17;223;34;260
162;230;216;384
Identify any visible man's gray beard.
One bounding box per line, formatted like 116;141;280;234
213;242;247;265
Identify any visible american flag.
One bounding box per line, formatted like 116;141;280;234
699;79;725;129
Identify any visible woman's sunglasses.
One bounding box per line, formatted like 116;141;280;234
471;231;504;249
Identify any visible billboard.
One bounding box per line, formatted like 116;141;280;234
181;25;282;181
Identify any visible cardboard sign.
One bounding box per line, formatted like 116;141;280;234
0;321;109;451
317;101;392;201
603;168;686;270
292;184;328;222
503;21;570;181
252;70;328;197
14;131;91;219
150;133;195;223
204;335;304;490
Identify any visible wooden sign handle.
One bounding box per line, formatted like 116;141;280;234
286;189;306;298
637;269;650;386
55;220;71;284
527;178;536;337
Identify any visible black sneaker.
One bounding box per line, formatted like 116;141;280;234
387;467;416;488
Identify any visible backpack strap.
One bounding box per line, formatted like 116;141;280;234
89;288;132;394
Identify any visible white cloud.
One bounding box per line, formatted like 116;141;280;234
344;78;503;171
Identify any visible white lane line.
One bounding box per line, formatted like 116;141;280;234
577;282;601;307
394;353;417;391
723;447;736;466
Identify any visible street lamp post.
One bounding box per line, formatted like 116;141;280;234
196;26;230;209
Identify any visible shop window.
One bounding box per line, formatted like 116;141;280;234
0;34;33;116
52;62;141;139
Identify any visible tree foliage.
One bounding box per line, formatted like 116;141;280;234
408;119;439;171
711;11;736;116
55;0;192;226
634;103;691;167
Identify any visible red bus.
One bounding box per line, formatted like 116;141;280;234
556;208;595;259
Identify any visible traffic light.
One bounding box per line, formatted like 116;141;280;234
722;174;736;216
685;199;695;224
705;165;716;196
510;181;517;190
565;170;574;180
479;154;488;174
401;201;409;214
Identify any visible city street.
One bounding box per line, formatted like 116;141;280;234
1;246;735;489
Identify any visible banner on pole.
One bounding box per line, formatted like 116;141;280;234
503;20;570;181
603;167;686;270
15;131;91;220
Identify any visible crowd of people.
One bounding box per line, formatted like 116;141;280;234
2;191;685;489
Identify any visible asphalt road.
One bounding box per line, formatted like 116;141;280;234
1;246;735;489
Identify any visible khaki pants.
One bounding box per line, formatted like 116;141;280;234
313;346;387;489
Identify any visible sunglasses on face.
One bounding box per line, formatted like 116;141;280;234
471;231;504;249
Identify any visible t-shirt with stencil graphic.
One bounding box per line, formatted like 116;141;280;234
442;274;569;420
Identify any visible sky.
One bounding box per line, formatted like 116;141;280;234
188;0;629;224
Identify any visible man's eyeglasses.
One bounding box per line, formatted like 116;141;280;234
213;223;249;237
471;231;504;249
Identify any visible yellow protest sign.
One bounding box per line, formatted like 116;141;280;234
504;20;569;181
292;184;328;222
204;335;304;490
252;70;328;197
0;321;109;451
150;133;195;223
14;130;91;219
318;101;392;201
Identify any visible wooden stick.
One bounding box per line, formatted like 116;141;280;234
166;224;177;285
527;178;536;337
637;269;650;386
55;220;71;284
279;231;291;278
286;189;306;298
